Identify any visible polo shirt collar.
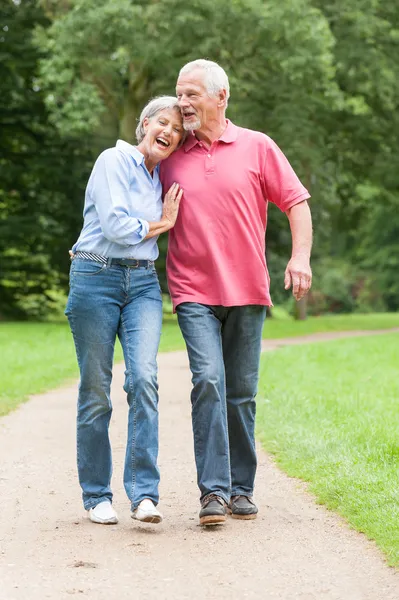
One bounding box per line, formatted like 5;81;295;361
183;119;238;152
219;119;238;143
116;139;145;166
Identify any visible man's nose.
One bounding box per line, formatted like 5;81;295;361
178;95;189;107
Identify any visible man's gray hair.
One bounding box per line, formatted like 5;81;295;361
136;96;181;143
179;59;230;106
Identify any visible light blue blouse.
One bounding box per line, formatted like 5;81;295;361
72;140;163;260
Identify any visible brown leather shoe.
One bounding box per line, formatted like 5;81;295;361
199;494;227;526
227;495;258;520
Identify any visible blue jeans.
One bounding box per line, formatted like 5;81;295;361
65;258;163;510
176;303;266;503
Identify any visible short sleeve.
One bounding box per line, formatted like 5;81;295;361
262;136;310;212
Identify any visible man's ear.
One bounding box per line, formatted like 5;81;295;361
218;89;227;108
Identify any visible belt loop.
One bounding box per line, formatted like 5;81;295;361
107;257;112;267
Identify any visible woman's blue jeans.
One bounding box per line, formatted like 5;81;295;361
176;302;266;504
65;258;163;510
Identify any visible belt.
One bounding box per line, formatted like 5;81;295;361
74;251;154;269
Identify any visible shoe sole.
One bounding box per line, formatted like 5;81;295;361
131;514;162;524
89;517;118;525
199;514;227;526
226;508;257;520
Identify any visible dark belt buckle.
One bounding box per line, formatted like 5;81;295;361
127;259;139;268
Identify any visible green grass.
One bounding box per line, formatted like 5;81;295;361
2;314;399;561
0;318;183;417
262;311;399;338
1;311;399;418
256;333;399;566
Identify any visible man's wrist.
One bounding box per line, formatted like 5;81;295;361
291;252;310;260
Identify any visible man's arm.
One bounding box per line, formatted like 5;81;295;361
284;200;313;301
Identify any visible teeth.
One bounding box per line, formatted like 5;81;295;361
156;138;169;147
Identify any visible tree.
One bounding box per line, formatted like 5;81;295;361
311;0;399;311
36;0;340;300
37;0;339;141
0;0;94;318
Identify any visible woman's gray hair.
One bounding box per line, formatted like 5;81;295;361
179;59;230;107
135;96;181;143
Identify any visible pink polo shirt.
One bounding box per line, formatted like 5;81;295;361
159;120;310;310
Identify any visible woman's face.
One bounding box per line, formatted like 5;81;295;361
142;108;184;162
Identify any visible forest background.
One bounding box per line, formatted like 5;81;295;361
1;0;398;320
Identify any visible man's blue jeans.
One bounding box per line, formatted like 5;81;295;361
176;303;266;503
65;258;162;510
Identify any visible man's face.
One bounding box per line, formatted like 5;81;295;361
176;69;221;132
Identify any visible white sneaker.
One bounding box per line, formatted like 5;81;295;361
131;499;163;524
87;501;118;524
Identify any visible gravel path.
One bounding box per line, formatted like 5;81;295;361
1;329;398;600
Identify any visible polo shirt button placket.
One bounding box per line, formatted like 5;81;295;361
205;151;214;174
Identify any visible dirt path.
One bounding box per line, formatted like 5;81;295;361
1;330;399;600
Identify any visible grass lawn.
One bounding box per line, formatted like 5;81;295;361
262;311;399;338
256;333;399;566
1;311;399;417
0;317;183;417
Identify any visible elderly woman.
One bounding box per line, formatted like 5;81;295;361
65;96;184;526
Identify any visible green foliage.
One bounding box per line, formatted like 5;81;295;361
305;258;386;315
37;0;339;148
355;191;399;311
0;0;95;319
312;0;399;310
36;0;342;307
257;333;399;565
1;0;399;317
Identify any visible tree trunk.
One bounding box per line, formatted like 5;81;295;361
294;296;308;320
119;66;150;144
119;100;140;144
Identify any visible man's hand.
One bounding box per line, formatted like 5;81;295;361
284;254;312;301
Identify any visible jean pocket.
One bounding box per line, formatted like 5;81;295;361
71;259;107;276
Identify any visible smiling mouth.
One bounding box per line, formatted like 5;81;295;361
183;112;196;119
155;137;170;148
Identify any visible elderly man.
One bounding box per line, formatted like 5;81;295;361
160;59;312;526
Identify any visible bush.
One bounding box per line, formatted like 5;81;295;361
306;259;386;315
